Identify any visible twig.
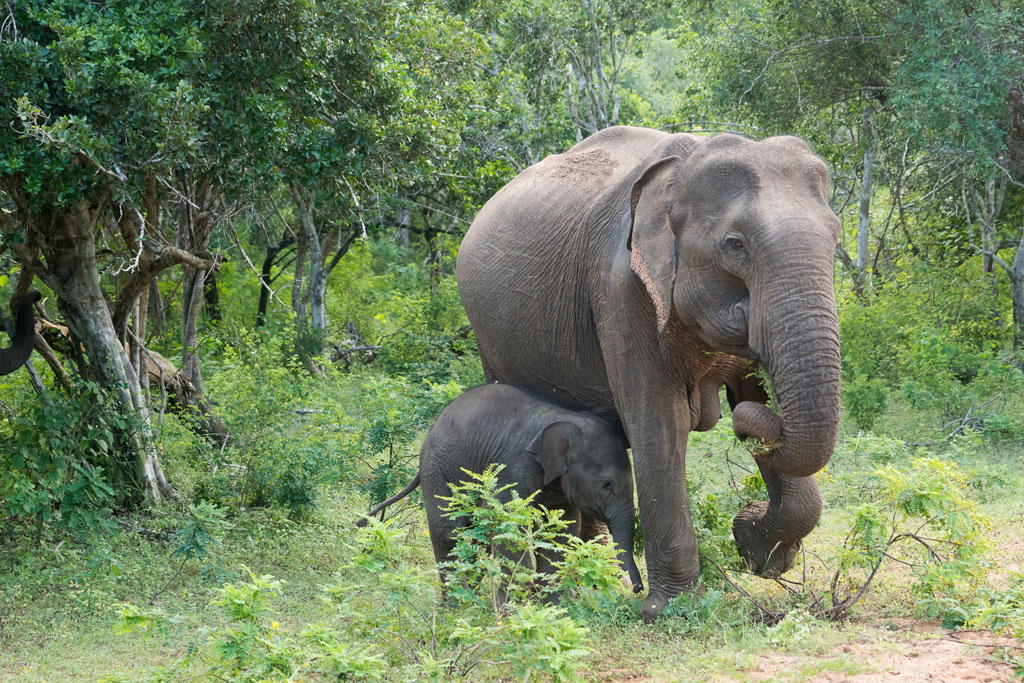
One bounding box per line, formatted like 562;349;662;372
709;559;781;623
224;222;289;309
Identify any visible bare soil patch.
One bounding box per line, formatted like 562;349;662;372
745;626;1016;682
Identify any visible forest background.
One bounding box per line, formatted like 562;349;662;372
1;0;1024;680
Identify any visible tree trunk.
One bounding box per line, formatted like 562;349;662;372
178;177;215;394
148;278;165;335
395;199;410;249
1007;227;1024;351
291;221;308;325
421;207;443;293
293;188;327;337
856;108;874;296
203;268;222;323
34;200;174;503
255;232;294;327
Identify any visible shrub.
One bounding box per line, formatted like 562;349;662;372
346;375;464;510
843;375;889;431
0;381;128;537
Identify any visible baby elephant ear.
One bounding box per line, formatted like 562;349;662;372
526;421;582;486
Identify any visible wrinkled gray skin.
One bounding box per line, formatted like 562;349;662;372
457;126;841;621
0;291;40;376
358;383;643;595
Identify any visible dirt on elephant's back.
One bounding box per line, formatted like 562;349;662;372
542;149;622;183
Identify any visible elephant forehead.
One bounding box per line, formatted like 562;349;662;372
687;144;823;186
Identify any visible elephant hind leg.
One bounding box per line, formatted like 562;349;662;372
428;513;464;601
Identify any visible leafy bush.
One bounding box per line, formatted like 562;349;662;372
119;471;615;683
195;329;345;513
843;374;889;431
0;381;130;537
346;374;464;509
119;570;387;682
825;457;991;619
838;265;1020;432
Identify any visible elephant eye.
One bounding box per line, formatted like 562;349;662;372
725;236;746;252
601;479;612;490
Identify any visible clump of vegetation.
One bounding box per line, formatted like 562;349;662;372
119;466;624;682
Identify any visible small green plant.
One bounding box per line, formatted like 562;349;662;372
766;608;820;649
818;457;990;619
344;512;598;682
121;569;387;682
439;465;574;611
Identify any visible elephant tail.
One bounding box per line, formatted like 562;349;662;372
355;473;421;528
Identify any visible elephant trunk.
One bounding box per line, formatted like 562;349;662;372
0;291;41;376
609;515;643;593
742;239;841;479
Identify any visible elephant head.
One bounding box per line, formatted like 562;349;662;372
628;134;841;575
528;417;644;592
0;290;41;376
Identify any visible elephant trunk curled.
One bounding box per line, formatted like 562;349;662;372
743;237;841;479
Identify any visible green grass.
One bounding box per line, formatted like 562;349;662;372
2;388;1023;682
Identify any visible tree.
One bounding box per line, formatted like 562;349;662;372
0;0;214;502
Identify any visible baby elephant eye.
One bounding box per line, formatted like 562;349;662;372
601;479;612;490
725;237;746;251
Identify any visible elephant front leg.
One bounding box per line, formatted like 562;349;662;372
627;410;700;622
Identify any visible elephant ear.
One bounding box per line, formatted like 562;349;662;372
627;156;682;333
526;421;582;487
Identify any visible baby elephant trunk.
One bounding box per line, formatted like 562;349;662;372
610;519;643;593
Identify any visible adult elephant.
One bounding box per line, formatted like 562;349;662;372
0;291;40;375
456;126;841;621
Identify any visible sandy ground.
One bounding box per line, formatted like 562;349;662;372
746;630;1018;682
595;623;1020;682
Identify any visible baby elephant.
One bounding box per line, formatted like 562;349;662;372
357;383;643;593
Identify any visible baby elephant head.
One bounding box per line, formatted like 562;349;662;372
527;417;643;592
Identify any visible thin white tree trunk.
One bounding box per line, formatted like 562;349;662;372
856;110;874;295
292;187;327;336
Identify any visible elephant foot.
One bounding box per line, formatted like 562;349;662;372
641;594;670;624
732;501;800;578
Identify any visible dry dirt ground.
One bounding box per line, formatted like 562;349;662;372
745;628;1019;682
593;622;1021;682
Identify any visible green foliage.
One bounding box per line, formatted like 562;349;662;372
340;487;604;683
766;608;821;649
555;535;631;611
196;329;343;512
843;375;889;432
0;0;206;208
833;457;991;611
347;374;464;509
170;502;230;563
839;267;1023;430
440;465;573;609
121;569;387;682
496;603;592;682
0;382;137;537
